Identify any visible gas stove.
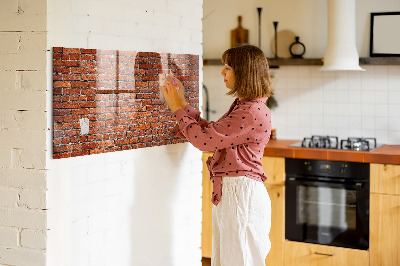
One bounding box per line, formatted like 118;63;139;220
289;135;380;151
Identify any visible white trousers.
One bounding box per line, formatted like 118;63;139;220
212;176;271;266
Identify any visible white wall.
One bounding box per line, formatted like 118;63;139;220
203;0;400;58
46;0;203;266
204;65;400;144
0;0;48;265
203;0;400;145
271;65;400;144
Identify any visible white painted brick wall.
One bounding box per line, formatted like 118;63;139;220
0;227;19;247
46;1;203;266
21;229;47;250
0;187;19;208
0;0;48;265
0;247;46;266
19;189;47;210
0;208;46;230
0;169;47;189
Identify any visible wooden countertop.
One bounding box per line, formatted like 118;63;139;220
263;139;400;165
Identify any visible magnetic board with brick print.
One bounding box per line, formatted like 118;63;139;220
52;47;199;159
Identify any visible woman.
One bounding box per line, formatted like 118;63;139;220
161;44;273;266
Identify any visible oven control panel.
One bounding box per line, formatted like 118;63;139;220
286;158;369;180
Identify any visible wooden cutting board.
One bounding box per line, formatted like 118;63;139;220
231;16;249;48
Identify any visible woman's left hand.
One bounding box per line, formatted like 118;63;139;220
161;77;186;113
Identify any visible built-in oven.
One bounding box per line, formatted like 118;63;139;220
285;158;370;250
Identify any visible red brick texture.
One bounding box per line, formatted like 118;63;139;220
53;47;200;159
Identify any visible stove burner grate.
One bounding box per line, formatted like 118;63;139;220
298;136;378;151
340;137;377;151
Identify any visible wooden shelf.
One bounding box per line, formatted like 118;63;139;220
203;57;400;67
203;58;323;67
268;58;322;67
359;57;400;65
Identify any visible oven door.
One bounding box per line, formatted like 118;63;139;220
285;177;369;250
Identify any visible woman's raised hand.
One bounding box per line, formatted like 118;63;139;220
161;75;187;113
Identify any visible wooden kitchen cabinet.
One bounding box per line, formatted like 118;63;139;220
261;156;285;266
264;184;284;266
284;241;369;266
201;152;213;258
370;163;400;266
370;163;400;195
201;154;286;266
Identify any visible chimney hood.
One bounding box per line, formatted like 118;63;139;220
320;0;365;71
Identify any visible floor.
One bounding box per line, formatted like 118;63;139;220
202;257;211;266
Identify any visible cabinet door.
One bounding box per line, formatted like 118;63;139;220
370;193;400;266
284;241;369;266
261;156;285;185
201;152;213;258
264;184;284;266
370;163;400;195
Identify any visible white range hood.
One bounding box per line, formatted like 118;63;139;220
320;0;365;71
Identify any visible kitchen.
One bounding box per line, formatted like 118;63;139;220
202;0;400;265
0;0;399;265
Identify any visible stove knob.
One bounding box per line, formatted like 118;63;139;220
305;162;312;171
340;164;347;174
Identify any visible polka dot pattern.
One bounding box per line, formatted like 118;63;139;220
173;97;272;205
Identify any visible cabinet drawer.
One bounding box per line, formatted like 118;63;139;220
284;241;369;266
370;163;400;195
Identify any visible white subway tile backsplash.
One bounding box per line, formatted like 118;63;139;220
374;130;389;144
389;117;400;131
286;77;299;89
389;131;400;143
374;77;388;92
361;76;375;91
375;104;389;117
348;71;362;90
310;77;324;90
348;116;363;129
361;104;375;117
374;65;388;77
322;70;335;78
336;103;349;116
375;117;389;130
349;128;363;137
335;73;349;90
336;90;349;103
323;103;336;115
298;77;311;89
361;90;375;104
285;66;298;77
389;104;400;117
362;116;375;130
374;90;388;104
298;66;311;78
336;115;348;129
388;65;400;75
348;90;362;104
388;91;400;105
206;65;400;144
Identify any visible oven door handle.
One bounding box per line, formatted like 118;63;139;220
287;177;364;189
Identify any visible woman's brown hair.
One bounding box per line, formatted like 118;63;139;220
221;44;273;99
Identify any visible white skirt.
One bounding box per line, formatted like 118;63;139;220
212;176;271;266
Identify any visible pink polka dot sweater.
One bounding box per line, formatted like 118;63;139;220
172;97;271;205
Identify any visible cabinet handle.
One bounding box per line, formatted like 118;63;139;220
314;252;335;257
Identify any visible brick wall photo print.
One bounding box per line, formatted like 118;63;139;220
52;47;200;159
